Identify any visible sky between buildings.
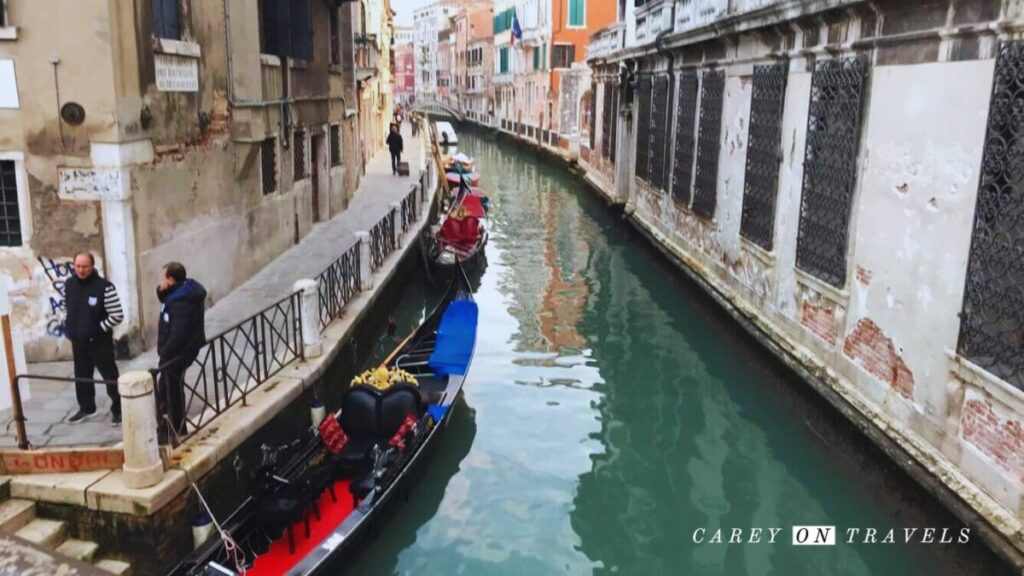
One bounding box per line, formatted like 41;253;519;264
393;0;431;27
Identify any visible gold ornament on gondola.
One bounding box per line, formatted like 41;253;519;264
350;366;418;391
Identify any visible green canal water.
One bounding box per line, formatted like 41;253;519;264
346;131;1011;576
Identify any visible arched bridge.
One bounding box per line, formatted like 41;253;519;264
408;100;465;122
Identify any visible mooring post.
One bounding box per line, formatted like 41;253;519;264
391;202;403;248
356;231;373;291
119;371;164;489
293;278;322;358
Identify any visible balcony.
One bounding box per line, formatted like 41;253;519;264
635;0;676;45
675;0;729;34
492;72;514;85
587;22;625;60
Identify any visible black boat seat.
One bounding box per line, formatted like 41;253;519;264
335;384;425;475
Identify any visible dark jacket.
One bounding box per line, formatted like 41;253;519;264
64;271;119;343
157;279;207;362
386;132;403;153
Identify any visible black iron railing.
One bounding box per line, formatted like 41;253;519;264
160;292;303;438
316;241;362;330
368;210;396;271
400;187;418;234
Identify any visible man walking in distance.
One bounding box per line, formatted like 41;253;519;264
387;122;404;175
65;252;123;425
156;262;207;440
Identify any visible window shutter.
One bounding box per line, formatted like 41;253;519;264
274;0;292;57
152;0;181;40
291;0;312;61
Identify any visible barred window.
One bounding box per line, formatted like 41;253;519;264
601;82;613;160
293;129;307;180
672;70;699;206
0;160;21;246
692;70;725;219
740;63;788;250
634;77;652;181
795;56;867;287
259;0;312;60
649;76;670;191
958;41;1024;390
330;125;342;167
261;138;277;195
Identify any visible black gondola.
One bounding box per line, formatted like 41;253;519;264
169;267;478;576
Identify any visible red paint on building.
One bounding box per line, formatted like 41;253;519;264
842;318;914;399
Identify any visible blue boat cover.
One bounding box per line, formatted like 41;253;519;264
427;404;449;422
428;300;478;377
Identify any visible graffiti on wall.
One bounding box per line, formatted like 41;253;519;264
37;257;74;338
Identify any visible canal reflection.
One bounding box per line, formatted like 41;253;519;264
345;129;1012;575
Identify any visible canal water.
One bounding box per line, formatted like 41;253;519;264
346;130;1012;576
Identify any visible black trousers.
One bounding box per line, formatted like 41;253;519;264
71;338;120;416
157;355;194;438
391;151;402;174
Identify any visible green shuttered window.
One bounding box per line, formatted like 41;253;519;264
569;0;585;27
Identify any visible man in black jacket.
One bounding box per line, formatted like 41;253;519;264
65;252;123;425
386;123;404;175
156;262;207;440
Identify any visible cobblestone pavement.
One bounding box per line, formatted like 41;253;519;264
1;126;425;448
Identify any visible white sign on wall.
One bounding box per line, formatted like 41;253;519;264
155;54;199;93
0;59;19;109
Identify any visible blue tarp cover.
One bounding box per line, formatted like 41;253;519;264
428;300;478;377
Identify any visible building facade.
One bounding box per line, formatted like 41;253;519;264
356;0;395;169
465;7;496;123
394;41;416;108
414;2;461;100
0;0;367;361
584;0;1024;560
493;0;551;136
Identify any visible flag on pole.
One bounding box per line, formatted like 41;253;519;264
511;10;523;47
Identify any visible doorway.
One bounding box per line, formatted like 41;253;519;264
311;133;324;223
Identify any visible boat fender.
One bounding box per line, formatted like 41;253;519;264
311;398;326;427
192;512;214;550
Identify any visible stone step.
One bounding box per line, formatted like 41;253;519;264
55;538;99;563
14;517;66;549
95;559;132;575
0;499;36;534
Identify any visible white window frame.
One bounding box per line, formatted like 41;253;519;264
0;151;33;247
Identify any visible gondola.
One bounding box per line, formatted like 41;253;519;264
429;179;489;270
169;267;478;576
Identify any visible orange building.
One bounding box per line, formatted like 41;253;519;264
547;0;616;133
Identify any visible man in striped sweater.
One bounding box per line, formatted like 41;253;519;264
65;252;123;425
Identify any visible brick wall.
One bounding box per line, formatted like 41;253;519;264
843;318;915;399
800;301;837;346
961;398;1024;483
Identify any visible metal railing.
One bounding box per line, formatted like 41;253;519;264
158;292;303;439
400;186;418;234
368;210;397;271
316;241;362;331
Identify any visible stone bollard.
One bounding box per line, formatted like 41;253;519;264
293;278;322;358
356;231;373;291
118;371;164;489
391;202;403;248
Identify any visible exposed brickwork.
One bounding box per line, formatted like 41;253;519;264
842;318;914;399
801;301;837;346
961;398;1024;483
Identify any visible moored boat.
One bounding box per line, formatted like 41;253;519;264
168;269;478;576
430;183;489;270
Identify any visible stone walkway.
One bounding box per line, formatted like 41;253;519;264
1;125;425;448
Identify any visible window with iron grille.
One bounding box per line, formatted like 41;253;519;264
957;41;1024;391
330;125;341;167
692;70;725;219
293;130;307;180
795;55;867;287
552;45;576;69
610;87;618;162
0;160;21;246
261;139;277;195
649;76;670;190
152;0;181;40
740;62;788;251
672;70;699;206
634;76;652;181
588;83;597;151
329;8;340;65
601;82;613;160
